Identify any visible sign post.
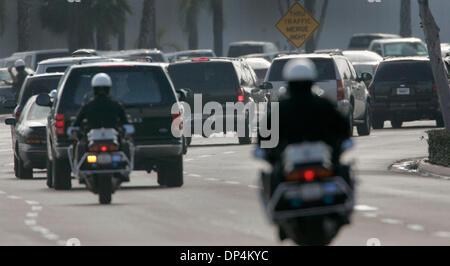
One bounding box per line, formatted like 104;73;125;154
276;2;320;49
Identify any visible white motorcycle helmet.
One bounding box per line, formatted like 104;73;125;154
91;73;112;95
14;59;26;68
283;58;318;82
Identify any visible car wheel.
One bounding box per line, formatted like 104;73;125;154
238;113;252;145
46;159;53;188
357;106;371;136
391;119;403;129
158;156;184;188
14;155;19;178
17;156;33;180
436;116;444;128
52;155;72;191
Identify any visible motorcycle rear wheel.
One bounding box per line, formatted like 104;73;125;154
284;217;340;246
98;175;113;205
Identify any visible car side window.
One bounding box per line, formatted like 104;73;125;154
372;43;382;56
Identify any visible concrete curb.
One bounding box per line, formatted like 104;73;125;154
418;159;450;180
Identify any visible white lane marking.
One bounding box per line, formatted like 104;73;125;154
0;191;5;194
198;155;213;159
43;233;59;241
0;149;11;152
225;181;240;185
362;213;378;218
188;174;202;178
205;178;220;182
7;195;21;200
185;159;195;162
433;231;450;238
355;205;379;212
381;218;403;225
223;151;236;155
32;206;43;212
31;226;49;234
248;185;262;189
407;224;425;232
26;200;40;205
26;212;39;218
24;220;37;226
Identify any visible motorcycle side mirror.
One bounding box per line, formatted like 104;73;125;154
123;124;135;136
36;93;52;107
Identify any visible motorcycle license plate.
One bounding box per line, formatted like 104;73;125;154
98;154;112;165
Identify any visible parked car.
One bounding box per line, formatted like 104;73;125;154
8;49;70;70
36;56;124;74
5;95;50;179
369;38;428;58
348;33;400;50
14;73;64;121
168;58;267;144
37;62;185;190
342;50;383;76
168;49;217;62
369;57;443;129
228;41;278;58
244;57;271;83
264;54;373;136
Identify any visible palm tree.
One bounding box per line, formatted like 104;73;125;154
138;0;157;49
17;0;32;51
178;0;205;50
211;0;223;56
40;0;131;51
400;0;412;37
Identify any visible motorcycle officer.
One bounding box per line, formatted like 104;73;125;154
72;73;130;181
259;58;352;198
8;59;32;100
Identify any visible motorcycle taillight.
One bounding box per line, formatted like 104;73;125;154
285;167;334;182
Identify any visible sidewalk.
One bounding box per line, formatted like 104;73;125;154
418;159;450;180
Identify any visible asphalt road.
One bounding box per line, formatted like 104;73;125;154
0;120;449;246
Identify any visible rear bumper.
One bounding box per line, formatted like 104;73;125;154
372;101;441;121
18;144;47;169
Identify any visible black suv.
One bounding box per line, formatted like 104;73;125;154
369;57;443;128
168;58;267;144
40;62;185;190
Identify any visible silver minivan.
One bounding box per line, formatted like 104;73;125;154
264;54;373;136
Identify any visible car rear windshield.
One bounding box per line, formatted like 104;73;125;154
59;66;174;111
168;62;239;93
374;61;434;82
384;42;428;57
36;52;70;64
27;103;50;121
46;66;69;73
228;45;264;57
19;76;61;106
349;36;378;49
268;58;336;81
343;52;382;63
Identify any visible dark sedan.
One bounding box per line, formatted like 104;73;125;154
5;95;50;179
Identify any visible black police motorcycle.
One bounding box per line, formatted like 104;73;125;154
255;140;355;246
67;125;135;204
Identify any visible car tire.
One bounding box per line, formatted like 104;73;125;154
17;156;33;180
14;155;19;178
391;119;403;129
52;155;72;191
348;108;354;137
238;113;252;145
436;116;444;128
158;156;184;188
46;159;53;188
357;107;371;136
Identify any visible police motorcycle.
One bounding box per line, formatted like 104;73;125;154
67;124;135;204
255;140;355;246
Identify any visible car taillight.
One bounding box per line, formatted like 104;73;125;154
337;80;344;101
285;168;334;182
172;110;183;131
55;114;65;136
238;88;245;102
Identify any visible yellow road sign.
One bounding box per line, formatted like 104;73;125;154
276;2;320;49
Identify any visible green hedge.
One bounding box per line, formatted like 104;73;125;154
427;129;450;167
